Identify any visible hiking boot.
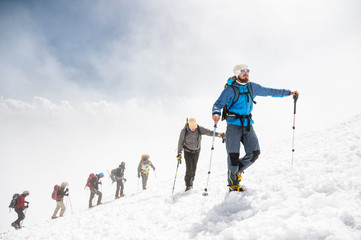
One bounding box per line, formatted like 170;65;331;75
89;205;95;208
11;222;21;229
229;185;244;192
97;202;103;205
115;196;120;199
119;194;125;198
51;216;58;219
185;186;193;192
237;172;243;181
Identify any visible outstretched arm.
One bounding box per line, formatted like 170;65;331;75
251;82;291;97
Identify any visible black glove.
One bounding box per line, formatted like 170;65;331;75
25;203;29;208
99;181;102;185
176;153;182;164
65;188;69;193
124;178;127;182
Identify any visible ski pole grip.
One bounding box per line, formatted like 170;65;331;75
293;93;299;102
293;93;298;114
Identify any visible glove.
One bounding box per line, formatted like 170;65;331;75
124;178;127;182
217;132;225;138
99;181;102;185
65;188;69;193
217;132;226;143
176;153;182;164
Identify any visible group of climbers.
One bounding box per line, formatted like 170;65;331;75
9;63;298;230
10;155;156;230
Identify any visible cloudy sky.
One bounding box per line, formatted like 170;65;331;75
1;0;361;232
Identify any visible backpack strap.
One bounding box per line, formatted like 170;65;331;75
246;83;257;104
221;82;240;121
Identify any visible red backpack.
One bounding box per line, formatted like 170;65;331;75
85;173;95;189
52;185;60;200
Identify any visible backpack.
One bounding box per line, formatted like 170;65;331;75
9;193;19;209
52;185;60;200
140;160;152;173
110;169;117;183
85;173;95;188
221;77;256;121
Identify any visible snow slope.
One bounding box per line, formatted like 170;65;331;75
1;115;361;240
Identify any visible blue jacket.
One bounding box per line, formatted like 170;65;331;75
212;80;291;127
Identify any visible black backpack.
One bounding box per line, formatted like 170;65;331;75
9;193;19;209
221;77;256;121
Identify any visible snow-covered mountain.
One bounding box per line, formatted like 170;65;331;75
1;115;361;240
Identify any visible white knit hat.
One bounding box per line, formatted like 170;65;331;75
233;64;248;77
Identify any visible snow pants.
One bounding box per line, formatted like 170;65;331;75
141;173;149;189
13;208;25;226
226;124;260;186
52;200;66;218
89;188;102;207
115;179;124;197
184;151;200;187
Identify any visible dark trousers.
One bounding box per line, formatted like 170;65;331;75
141;173;148;189
14;208;25;226
89;188;102;207
226;124;260;186
115;179;124;197
184;151;200;187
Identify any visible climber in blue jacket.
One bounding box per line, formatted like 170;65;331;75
212;63;299;192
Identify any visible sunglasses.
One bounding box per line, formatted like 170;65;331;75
240;69;250;73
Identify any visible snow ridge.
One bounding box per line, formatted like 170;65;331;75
1;115;361;240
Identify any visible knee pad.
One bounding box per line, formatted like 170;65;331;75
251;150;260;163
229;153;240;166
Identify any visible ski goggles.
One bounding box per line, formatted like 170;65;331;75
235;69;250;76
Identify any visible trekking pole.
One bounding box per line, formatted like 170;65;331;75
291;93;299;170
203;124;217;196
171;161;180;194
65;196;69;216
154;170;158;188
68;196;73;214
